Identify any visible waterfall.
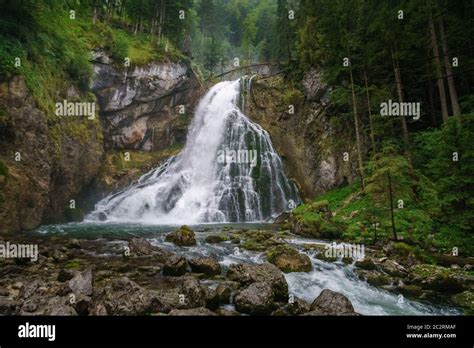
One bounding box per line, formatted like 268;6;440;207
87;79;300;224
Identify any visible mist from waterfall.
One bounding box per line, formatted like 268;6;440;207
87;78;300;224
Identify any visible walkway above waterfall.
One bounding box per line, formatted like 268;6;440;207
207;63;282;81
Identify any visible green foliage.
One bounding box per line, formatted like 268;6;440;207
66;261;80;269
0;36;25;79
282;89;304;107
0;160;8;177
413;114;474;254
292;201;343;239
109;30;130;62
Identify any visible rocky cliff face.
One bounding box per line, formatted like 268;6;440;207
0;51;202;232
0;76;103;231
246;68;364;199
91;50;201;152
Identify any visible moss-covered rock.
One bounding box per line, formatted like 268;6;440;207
238;230;282;251
205;234;227;244
266;245;312;273
410;264;473;293
385;242;432;266
355;258;377;270
452;291;474;315
314;249;337;262
165;226;196;246
395;284;424;298
356;270;392;286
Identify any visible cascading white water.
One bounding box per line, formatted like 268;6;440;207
88;79;300;224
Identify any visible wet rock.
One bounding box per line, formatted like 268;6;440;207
314;250;337;262
12;281;24;290
180;277;207;308
203;286;220;310
356;270;392;287
215;284;231;304
163;255;188;276
304;289;357;316
214;308;240;316
137;265;162;276
266;245;312;273
169;307;216;316
409;264;473;293
18;279;44;299
91;277;169;315
165;226;196;246
395;284;424;298
0;296;19;314
239;230;282;251
227;263;288;301
379;259;408;278
229;235;241;244
73;294;91;316
189;257;221;276
234;282;275;315
272;297;311;316
205;235;227;244
129;237;162;256
58;269;75;282
52;250;67;262
355;258;377;270
68;268;93;296
452;291;474;315
21;299;38;313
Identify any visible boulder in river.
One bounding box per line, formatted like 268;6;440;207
234;282;275;315
189;257;221;276
165;226;197;246
215;283;232;304
205;234;227;244
266;245;312;273
129;237;162;256
272;296;311;316
304;289;358;316
227;263;288;301
163;255;188;276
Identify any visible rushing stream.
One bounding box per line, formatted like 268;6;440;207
33;77;460;316
36;223;460;316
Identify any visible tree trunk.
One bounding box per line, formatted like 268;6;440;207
348;51;365;190
429;15;449;122
387;172;397;241
439;20;461;116
391;47;409;144
159;0;166;42
363;66;376;154
428;81;437;127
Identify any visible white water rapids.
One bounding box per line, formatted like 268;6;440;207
88;79;299;224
